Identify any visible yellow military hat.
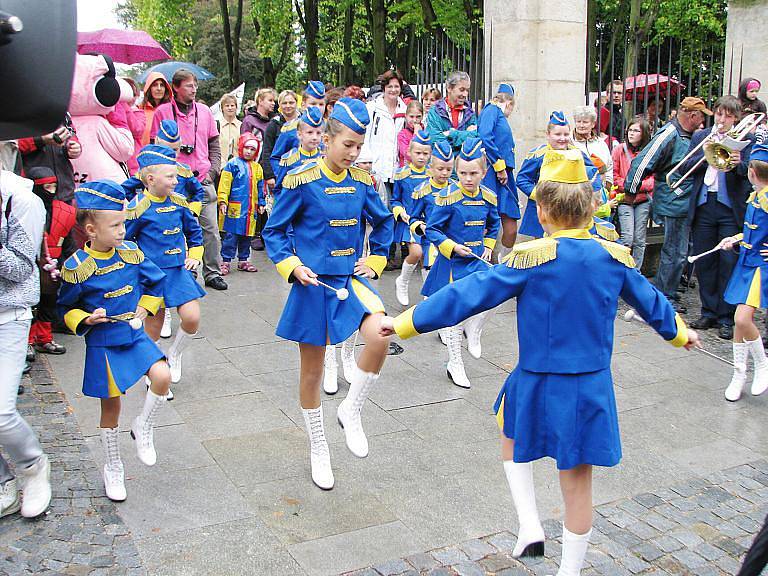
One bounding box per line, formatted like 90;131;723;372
539;148;589;184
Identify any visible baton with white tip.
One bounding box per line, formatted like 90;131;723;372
623;309;733;366
106;316;144;330
687;245;722;264
316;280;349;301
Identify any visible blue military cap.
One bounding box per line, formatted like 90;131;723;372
137;144;177;170
549;110;569;126
431;141;454;162
300;106;324;128
306;80;326;100
751;142;768;164
156;119;180;144
329;97;369;135
458;137;485;162
75;180;126;211
411;129;431;147
498;83;515;96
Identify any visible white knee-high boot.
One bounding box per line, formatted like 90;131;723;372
168;327;195;384
446;325;470;388
100;427;126;501
395;261;418;306
464;310;491;359
302;406;334;490
130;390;166;466
725;341;748;401
556;525;592;576
323;345;339;394
337;369;378;457
340;332;357;383
160;308;172;338
504;460;545;557
745;337;768;396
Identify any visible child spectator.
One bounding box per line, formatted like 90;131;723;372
397;101;424;167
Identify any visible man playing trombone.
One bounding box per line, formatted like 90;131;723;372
681;96;757;340
626;97;712;313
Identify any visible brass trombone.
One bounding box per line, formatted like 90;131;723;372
666;112;765;190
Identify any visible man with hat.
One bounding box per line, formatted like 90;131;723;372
626;96;713;311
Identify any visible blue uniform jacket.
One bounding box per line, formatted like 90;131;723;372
736;187;768;269
269;119;300;177
517;144;602;237
391;164;429;241
263;159;394;281
57;242;165;347
478;103;515;174
395;229;688;373
125;191;204;268
217;156;265;236
121;162;205;216
275;147;321;197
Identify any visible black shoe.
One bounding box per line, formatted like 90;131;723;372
250;237;265;251
205;276;228;291
26;344;36;363
388;342;404;355
18;384;24;395
718;324;734;340
22;362;31;375
689;316;717;330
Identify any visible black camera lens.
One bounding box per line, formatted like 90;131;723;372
180;144;195;154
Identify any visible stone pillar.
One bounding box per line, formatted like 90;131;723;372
484;0;588;168
724;0;768;97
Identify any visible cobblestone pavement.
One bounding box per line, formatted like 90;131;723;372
344;460;768;576
0;356;145;576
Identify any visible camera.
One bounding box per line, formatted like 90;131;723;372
52;112;75;144
180;144;195;155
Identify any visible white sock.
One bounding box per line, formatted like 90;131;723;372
557;524;592;576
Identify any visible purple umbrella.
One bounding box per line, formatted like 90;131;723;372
77;29;171;64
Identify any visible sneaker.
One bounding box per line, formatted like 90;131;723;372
0;479;21;518
20;454;51;518
26;344;36;363
34;341;66;355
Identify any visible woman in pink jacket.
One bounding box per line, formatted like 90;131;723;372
613;116;655;269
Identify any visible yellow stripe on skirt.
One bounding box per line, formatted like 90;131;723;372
747;267;763;308
351;278;385;314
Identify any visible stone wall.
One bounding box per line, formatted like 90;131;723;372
724;0;768;97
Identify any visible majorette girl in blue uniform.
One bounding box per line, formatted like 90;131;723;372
722;142;768;401
269;81;327;177
392;129;431;306
58;180;172;503
381;151;698;576
125;145;206;399
263;98;394;491
478;83;519;253
274;106;324;198
420;137;500;388
517;111;602;239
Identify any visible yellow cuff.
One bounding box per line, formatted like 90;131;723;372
410;220;425;236
187;245;204;262
64;309;91;335
392;206;406;221
484;237;497;250
189;201;202;216
276;255;303;282
393;306;419;339
438;239;457;259
493;159;507;173
530;187;537;201
669;313;689;347
365;255;387;278
138;295;164;316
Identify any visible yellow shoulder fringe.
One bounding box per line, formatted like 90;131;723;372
503;237;557;269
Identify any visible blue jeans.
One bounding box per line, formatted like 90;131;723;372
221;233;253;262
654;216;690;300
0;319;43;471
617;202;651;270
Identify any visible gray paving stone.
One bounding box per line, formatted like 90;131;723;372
431;546;469;565
371;558;411;575
404;552;439;571
452;560;485;576
458;538;496;561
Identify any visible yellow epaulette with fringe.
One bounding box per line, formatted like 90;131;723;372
177;163;193;178
758;189;768;213
281;119;299;133
116;241;145;264
283;161;321;189
349;166;373;185
435;186;463;206
170;193;190;209
412;180;432;200
595;237;635;268
481;185;497;206
503;237;557;269
126;194;151;220
61;250;97;284
524;144;547;160
394;166;411;181
593;221;619;242
280;149;301;167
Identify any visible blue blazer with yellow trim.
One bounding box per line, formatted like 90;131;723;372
737;187;768;269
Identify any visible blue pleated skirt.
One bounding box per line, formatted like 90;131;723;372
276;275;385;346
83;332;165;398
519;198;544;238
161;265;207;308
493;366;622;470
725;264;768;308
421;253;487;297
483;170;520;220
393;220;419;244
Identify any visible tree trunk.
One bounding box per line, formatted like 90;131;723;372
232;0;243;86
304;0;320;79
218;0;234;83
368;0;386;76
342;1;354;85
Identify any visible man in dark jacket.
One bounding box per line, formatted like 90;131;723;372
18;120;81;204
682;96;754;339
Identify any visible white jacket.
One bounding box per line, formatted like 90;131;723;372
364;94;406;183
573;136;614;186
